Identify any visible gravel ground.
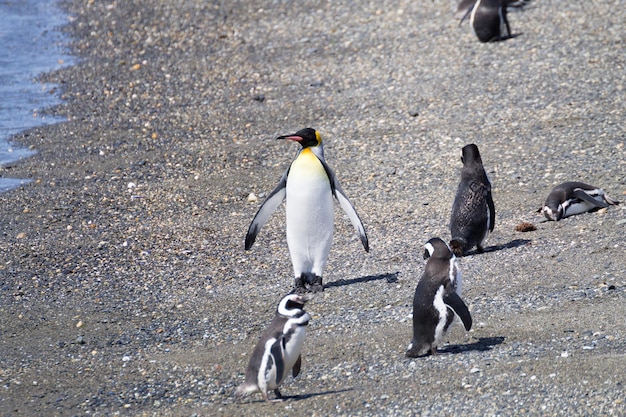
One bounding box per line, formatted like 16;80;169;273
1;0;625;416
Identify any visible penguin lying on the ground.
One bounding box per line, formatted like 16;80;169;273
459;0;514;42
406;238;472;358
450;144;495;256
540;181;619;221
234;293;311;402
245;128;369;293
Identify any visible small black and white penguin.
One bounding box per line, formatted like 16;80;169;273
406;238;472;358
245;128;369;293
234;293;311;402
459;0;511;42
540;181;619;221
450;144;495;257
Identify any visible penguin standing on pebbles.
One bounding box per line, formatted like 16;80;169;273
245;128;369;293
540;181;619;221
460;0;512;42
450;143;495;256
406;238;472;358
234;293;311;402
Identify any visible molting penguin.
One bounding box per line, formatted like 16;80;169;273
406;238;472;358
245;128;369;293
450;144;495;256
459;0;511;42
540;181;619;221
234;293;311;402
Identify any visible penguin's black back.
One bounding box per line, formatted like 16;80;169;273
411;259;455;348
450;144;494;254
242;315;287;385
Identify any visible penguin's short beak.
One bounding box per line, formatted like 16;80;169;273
276;134;303;142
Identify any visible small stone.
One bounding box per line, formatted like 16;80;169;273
76;320;83;328
16;232;27;239
247;193;258;203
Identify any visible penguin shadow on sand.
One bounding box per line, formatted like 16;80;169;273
272;388;353;402
462;238;532;256
438;336;506;355
323;272;399;290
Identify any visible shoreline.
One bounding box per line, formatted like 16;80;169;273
1;0;624;415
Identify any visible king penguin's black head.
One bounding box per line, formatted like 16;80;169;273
276;127;321;148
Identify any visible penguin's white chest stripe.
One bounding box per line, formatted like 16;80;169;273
258;338;278;391
433;286;449;346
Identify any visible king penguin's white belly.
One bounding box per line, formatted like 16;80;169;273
286;149;334;276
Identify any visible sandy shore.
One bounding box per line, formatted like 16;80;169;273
1;0;625;415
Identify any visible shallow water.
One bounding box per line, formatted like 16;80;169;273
0;0;73;192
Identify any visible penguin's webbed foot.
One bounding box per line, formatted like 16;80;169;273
270;389;285;402
293;275;308;294
310;275;324;293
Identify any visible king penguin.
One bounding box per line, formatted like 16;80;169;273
406;237;472;358
459;0;512;42
245;128;369;293
234;293;311;402
450;143;495;257
540;181;619;221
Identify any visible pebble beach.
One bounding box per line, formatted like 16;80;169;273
0;0;625;415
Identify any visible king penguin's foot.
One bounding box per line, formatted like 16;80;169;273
293;275;308;294
310;274;324;293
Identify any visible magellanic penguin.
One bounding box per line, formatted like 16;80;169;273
234;293;311;402
450;144;495;257
406;238;472;358
459;0;512;42
540;181;619;221
245;128;369;293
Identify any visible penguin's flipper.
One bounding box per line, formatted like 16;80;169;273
244;170;288;250
292;354;302;378
334;188;369;252
572;189;609;208
487;190;496;232
319;160;369;251
458;3;474;24
443;291;472;331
